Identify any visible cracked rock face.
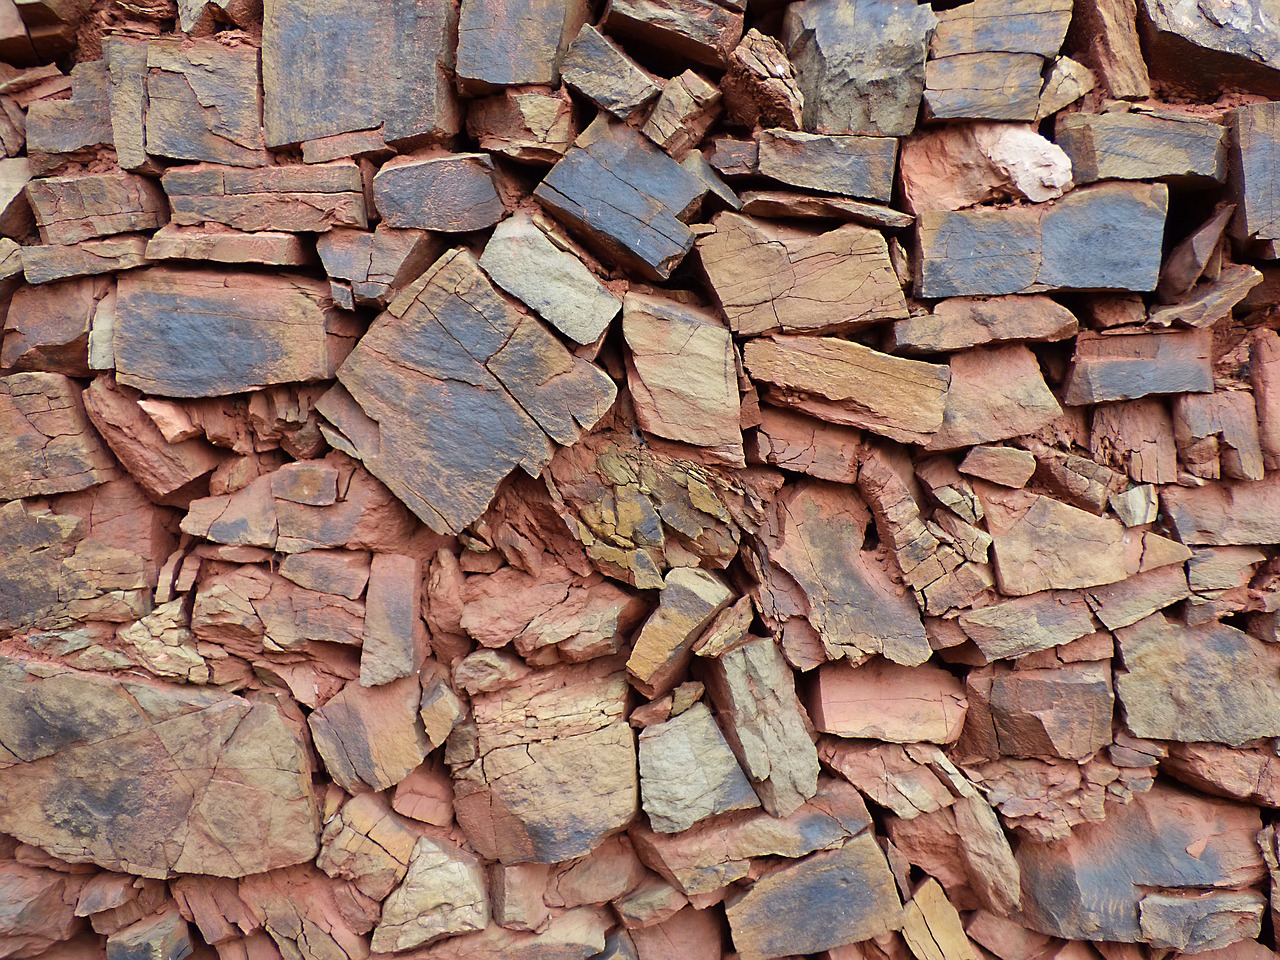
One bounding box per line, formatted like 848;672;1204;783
0;657;318;878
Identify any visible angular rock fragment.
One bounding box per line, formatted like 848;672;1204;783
1067;0;1150;99
982;661;1114;760
1018;783;1267;943
926;346;1062;451
360;553;422;687
916;183;1169;297
1173;391;1265;481
1229;102;1280;250
726;833;904;960
0;372;117;499
627;567;732;698
1115;613;1280;745
316;225;440;310
622;292;743;463
27;172;167;244
782;0;936;137
161;162;368;233
698;212;907;336
700;633;820;817
1139;0;1280;99
451;658;637;864
22;237;149;286
262;0;460;147
0;658;318;878
535;117;707;281
811;658;968;744
749;480;931;665
902;879;978;960
467;85;578;165
317;791;416;901
1064;330;1213;405
113;268;356;398
319;248;615;534
959;591;1096;662
308;675;428;793
990;495;1132;595
372;836;489;953
1057;110;1226;184
560;24;661;120
723;29;804;130
890;296;1077;355
924;54;1046;122
145;224;310;267
959;445;1037;488
480;211;619;344
455;0;586;93
25;62;112;172
373;154;504;233
757;129;897;202
638;702;759;832
642;70;722;158
603;0;744;69
749;407;861;483
142;39;267;167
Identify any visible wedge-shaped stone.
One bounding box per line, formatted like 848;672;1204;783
782;0;936;137
560;24;661;120
451;658;638;864
639;702;759;833
468;84;577;165
372;835;490;953
113;267;355;398
0;372;116;499
1067;0;1149;99
319;248;615;535
959;444;1037;487
926;345;1061;451
701;633;820;817
811;658;968;744
1162;475;1280;545
22;236;148;285
1115;613;1280;745
161;162;368;233
480;211;620;344
1063;330;1212;405
726;833;904;960
744;335;949;445
623;293;742;463
757;129;897;202
534;116;707;281
916;182;1168;297
455;0;587;93
27;171;166;244
890;295;1077;354
1018;783;1266;943
1057;111;1226;184
958;591;1096;662
262;0;460;147
631;776;873;895
373;153;504;233
0;657;317;878
178;0;260;32
143;38;267;167
628;567;732;698
990;495;1132;595
309;675;428;793
603;0;743;68
752;480;931;665
698;212;907;336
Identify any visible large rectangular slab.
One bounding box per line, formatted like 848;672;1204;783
916;182;1168;297
161;162;367;232
113;267;358;397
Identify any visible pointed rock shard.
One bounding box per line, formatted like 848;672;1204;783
1066;0;1150;100
627;567;732;698
639;702;760;833
782;0;936;137
744;335;949;445
701;633;820;817
319;248;615;534
697;212;907;336
261;0;460;147
534;116;708;281
726;832;904;960
902;879;979;960
0;657;318;878
811;658;968;744
1115;613;1280;745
